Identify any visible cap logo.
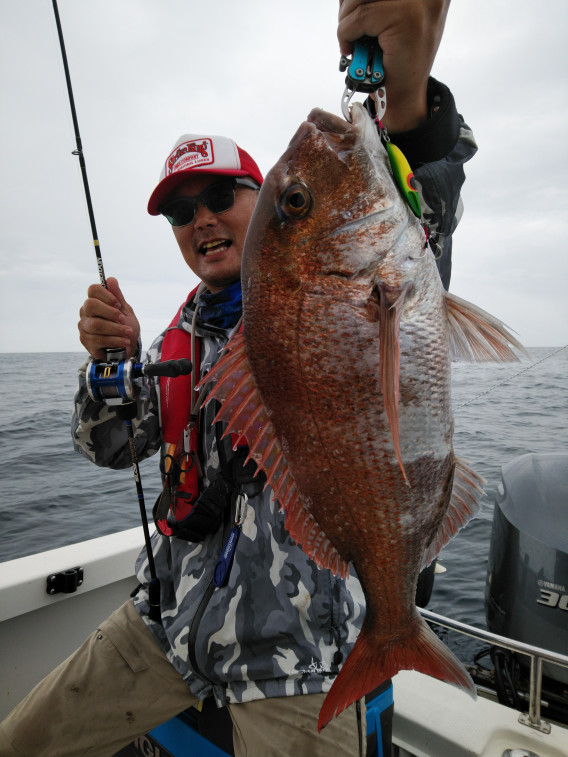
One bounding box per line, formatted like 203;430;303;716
166;138;214;175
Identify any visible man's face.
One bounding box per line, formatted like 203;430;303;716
170;174;258;292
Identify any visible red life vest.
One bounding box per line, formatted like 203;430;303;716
157;284;249;537
157;286;245;536
158;286;201;534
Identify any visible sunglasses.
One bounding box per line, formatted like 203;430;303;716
159;178;260;227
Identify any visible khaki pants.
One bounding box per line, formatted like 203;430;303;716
0;600;365;757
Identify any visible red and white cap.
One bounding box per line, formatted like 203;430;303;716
147;134;263;215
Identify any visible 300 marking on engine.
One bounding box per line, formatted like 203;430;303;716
537;589;568;610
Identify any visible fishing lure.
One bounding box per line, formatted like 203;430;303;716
376;118;421;219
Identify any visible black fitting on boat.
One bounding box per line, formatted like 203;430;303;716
46;566;84;595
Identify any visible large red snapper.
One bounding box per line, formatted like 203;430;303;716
201;104;524;729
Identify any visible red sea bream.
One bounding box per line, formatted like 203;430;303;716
201;104;524;729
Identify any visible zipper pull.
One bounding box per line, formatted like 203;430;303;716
213;493;246;588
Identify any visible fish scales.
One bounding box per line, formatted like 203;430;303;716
201;104;524;730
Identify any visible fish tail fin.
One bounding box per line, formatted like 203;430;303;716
318;616;475;731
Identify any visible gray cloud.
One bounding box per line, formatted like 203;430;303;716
1;0;567;352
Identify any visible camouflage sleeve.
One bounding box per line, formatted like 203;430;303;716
387;77;478;290
71;335;164;469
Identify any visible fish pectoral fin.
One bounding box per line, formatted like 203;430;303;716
444;292;528;362
378;282;413;482
199;332;349;578
422;457;485;569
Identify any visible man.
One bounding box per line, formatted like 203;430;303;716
1;2;476;755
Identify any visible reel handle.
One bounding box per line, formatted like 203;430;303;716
144;358;192;378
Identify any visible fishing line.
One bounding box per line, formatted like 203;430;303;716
456;344;567;410
52;0;162;621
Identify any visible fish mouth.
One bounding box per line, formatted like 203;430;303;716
307;108;356;137
281;106;367;168
306;106;365;154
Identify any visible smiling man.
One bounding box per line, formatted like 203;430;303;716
78;136;263;362
148;136;262;295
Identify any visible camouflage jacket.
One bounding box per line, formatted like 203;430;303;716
72;87;477;706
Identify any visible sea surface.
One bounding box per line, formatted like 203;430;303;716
1;347;567;663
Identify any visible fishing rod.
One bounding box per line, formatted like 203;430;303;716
52;0;190;622
51;0;105;287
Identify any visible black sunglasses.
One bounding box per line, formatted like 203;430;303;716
159;177;260;227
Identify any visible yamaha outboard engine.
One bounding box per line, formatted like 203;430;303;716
485;452;568;714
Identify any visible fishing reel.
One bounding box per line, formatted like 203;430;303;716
86;348;192;405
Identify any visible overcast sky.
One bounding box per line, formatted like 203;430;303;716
1;0;567;353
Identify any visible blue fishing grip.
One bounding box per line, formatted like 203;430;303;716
350;37;384;86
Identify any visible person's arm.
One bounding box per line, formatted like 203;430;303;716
337;0;476;289
72;278;162;468
70;351;162;470
338;0;450;133
400;79;477;290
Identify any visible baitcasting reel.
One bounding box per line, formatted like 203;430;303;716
86;348;192;405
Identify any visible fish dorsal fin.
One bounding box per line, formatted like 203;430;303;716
199;332;350;578
422;457;485;569
445;292;527;362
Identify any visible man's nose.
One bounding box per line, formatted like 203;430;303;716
194;202;218;228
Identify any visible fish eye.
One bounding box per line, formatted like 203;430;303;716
279;183;313;219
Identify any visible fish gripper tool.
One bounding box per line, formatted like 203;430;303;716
340;36;386;122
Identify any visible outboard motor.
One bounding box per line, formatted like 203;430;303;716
486;453;568;696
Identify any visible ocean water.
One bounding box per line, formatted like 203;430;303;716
1;347;567;662
0;352;163;562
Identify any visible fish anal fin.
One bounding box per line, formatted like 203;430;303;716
199;333;348;577
422;457;485;568
318;615;475;731
445;292;528;362
283;486;350;579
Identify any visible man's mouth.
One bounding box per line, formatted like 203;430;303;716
199;239;232;256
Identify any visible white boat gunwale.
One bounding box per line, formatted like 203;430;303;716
1;529;567;757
